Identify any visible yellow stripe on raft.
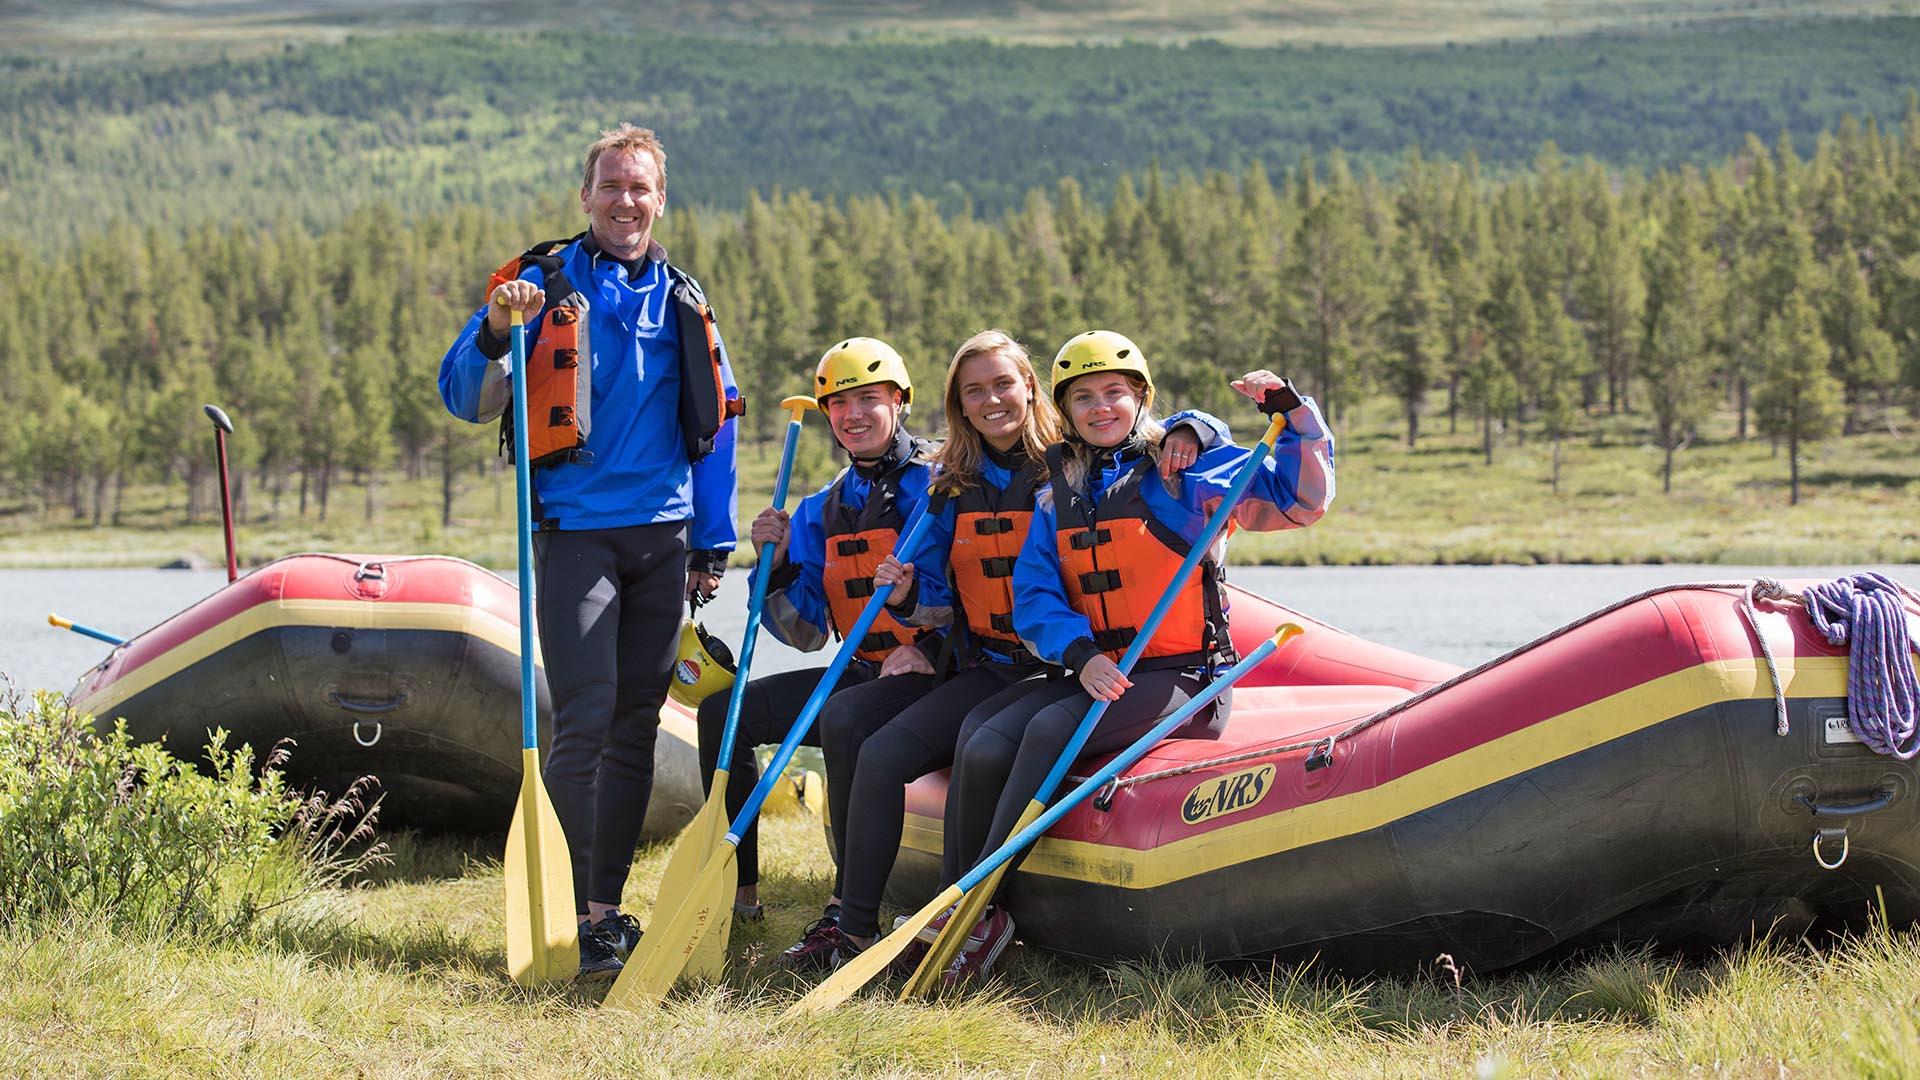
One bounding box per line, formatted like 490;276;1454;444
73;599;543;718
904;656;1874;889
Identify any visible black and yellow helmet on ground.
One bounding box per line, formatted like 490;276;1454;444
668;618;736;709
814;337;913;408
1050;330;1154;411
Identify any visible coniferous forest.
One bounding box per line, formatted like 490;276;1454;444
2;23;1917;544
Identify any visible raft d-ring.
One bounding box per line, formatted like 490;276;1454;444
353;720;383;747
353;561;386;581
1812;827;1849;870
1092;779;1120;812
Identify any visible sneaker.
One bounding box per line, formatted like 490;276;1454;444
896;905;987;949
589;912;643;958
576;921;624;981
941;907;1015;986
780;917;865;972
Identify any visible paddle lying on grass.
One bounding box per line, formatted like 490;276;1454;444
47;613;127;646
502;307;579;987
605;494;942;1010
789;622;1306;1015
903;406;1292;997
657;395;815;982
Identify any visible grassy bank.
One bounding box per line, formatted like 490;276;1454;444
3;813;1917;1077
4;406;1916;570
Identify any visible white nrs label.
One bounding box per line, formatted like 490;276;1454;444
1823;713;1862;745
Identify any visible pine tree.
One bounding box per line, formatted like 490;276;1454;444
1754;293;1842;505
1382;234;1445;447
1638;184;1722;495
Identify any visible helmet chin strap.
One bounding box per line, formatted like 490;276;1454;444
841;414;912;472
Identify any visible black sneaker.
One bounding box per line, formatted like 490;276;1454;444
576;920;624;981
590;912;643;958
779;917;863;972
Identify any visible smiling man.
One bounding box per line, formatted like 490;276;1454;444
693;336;954;959
437;123;741;980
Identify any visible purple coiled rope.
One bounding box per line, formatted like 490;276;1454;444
1800;573;1920;760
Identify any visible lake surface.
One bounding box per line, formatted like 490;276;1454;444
6;562;1915;697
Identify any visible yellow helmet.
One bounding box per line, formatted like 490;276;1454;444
668;619;736;709
814;337;913;408
1050;330;1154;411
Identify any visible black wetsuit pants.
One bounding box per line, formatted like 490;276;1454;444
830;661;1041;939
696;665;937;891
945;665;1228;890
534;522;687;914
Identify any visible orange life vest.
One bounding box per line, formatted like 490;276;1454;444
486;234;743;468
1045;443;1232;667
820;441;936;664
946;459;1044;665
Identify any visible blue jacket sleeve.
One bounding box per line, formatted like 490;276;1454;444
688;324;740;554
891;472;953;618
764;484;832;652
1164;396;1336;536
1165;408;1233;451
1010;495;1099;668
438;265;546;424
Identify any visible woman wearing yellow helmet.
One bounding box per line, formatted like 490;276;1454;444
932;331;1336;983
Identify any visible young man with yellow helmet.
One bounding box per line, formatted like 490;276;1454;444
693;336;954;959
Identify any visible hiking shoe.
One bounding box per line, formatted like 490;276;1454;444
733;900;766;922
589;912;643;958
780;917;864;972
576;920;624;981
941;907;1015;986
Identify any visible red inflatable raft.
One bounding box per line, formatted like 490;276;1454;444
882;581;1920;972
68;552;704;836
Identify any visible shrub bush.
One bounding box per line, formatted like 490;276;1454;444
0;684;388;938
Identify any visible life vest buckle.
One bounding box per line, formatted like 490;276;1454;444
845;577;875;599
836;537;871;557
974;517;1014;536
980;556;1016;579
1069;528;1113;550
859;631;898;655
1079;569;1123;593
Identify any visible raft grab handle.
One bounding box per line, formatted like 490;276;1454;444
1795;786;1897;819
327;690;410;715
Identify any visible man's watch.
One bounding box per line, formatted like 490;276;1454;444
1259;378;1304;417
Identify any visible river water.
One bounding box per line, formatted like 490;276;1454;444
6;562;1915;697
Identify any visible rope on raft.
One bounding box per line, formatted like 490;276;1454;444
1082;573;1920;795
1798;572;1920;760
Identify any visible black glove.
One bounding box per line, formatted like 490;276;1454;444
688;549;729;578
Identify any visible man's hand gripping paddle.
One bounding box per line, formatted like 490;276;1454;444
503;308;579;986
903;406;1293;998
788;623;1304;1015
605;491;942;1010
654;396;814;981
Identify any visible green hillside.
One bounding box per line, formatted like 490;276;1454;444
3;19;1917;240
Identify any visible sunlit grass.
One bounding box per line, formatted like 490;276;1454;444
3;813;1917;1077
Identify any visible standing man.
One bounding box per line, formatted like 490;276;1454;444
439;123;741;979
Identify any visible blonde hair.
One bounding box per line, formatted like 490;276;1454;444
1058;374;1168;493
582;123;667;190
933;330;1064;496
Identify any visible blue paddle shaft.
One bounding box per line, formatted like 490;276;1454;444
723;502;939;843
958;635;1278;892
1035;427;1282;798
714;414;807;767
66;621;127;646
509;319;539;752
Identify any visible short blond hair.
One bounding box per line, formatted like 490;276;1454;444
582;123;667;190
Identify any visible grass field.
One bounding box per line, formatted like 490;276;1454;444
4;401;1915;570
4;0;1906;51
4;813;1917;1077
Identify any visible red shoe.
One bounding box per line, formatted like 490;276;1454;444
780;917;865;972
941;906;1015;985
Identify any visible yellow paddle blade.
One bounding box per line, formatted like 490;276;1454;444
505;749;579;987
785;884;966;1018
903;798;1044;999
654;773;728;928
604;844;738;1010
